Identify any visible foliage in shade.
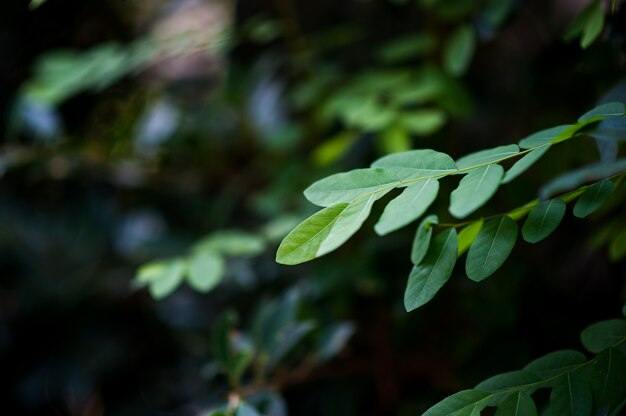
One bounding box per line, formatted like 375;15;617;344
522;198;566;243
457;219;483;256
443;25;476;76
502;145;550;184
466;216;518;282
572;179;614;218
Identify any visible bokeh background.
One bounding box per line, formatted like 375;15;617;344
1;0;625;415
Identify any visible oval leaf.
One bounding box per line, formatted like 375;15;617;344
550;374;592;416
524;350;587;380
539;159;626;198
455;145;519;170
411;215;438;265
580;319;626;353
457;219;484;256
502;145;550;184
450;164;504;219
590;348;626;412
372;149;457;180
466;215;518;282
304;168;398;207
423;389;491;416
443;25;476;76
522;198;566;243
404;228;458;311
188;250;226;293
375;178;439;235
572;179;614;218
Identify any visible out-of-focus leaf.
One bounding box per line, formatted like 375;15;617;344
312;131;359;166
267;321;316;369
378;124;412;154
195;230;266;257
609;228;626;261
443;25;476;76
136;259;186;299
237;402;261;416
187;250;225;293
376;33;437;63
399;109;447;136
539;159;626;199
316;322;356;362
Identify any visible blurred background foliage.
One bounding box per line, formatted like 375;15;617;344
0;0;625;415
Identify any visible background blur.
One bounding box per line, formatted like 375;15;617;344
1;0;625;415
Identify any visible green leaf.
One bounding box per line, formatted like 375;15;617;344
404;228;458;311
443;25;476;76
455;145;519;170
423;389;491;416
550;373;592;416
376;33;437;63
449;164;504;219
187;250;225;293
194;230;265;256
375;178;439;235
524;350;587;380
580;0;604;49
572;179;614;218
457;220;484;256
412;215;438;265
379;124;411;154
590;348;626;412
400;109;448;136
539;159;626;198
580;319;626;353
312;131;358;166
372;149;457;180
502;145;550;184
578;102;626;122
476;370;540;394
495;391;537;416
304;168;398;207
466;215;518;282
141;259;186;300
267;321;316;369
518;125;574;149
522;198;566;243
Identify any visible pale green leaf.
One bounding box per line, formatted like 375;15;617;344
550;374;592;416
572;179;614;218
379;124;411;154
590;348;626;412
372;149;457;180
578;102;625;122
495;391;537;416
580;1;604;49
304;168;398;207
455;145;519;170
466;215;518;282
539;159;626;198
518;125;573;149
312;131;358;166
423;389;491;416
524;350;587;380
609;228;626;261
522;198;566;243
412;215;438;265
316;322;356;362
443;25;476;76
400;109;447;136
194;230;265;256
404;228;458;311
458;220;484;256
449;164;504;219
376;33;437;63
580;319;626;353
187;250;225;293
375;178;439;235
502;145;550;183
148;259;186;299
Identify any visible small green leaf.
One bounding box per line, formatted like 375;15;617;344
423;389;491;416
580;319;626;353
495;391;537;416
476;370;540;394
187;250;225;293
580;1;604;49
194;230;265;256
578;102;626;122
375;178;439;235
456;145;520;170
518;125;574;149
550;373;592;416
379;124;411;154
304;168;398;207
572;179;614;218
412;215;438;265
404;228;458;311
524;350;587;380
372;149;457;180
522;198;566;243
590;348;626;412
457;220;484;256
539;159;626;198
450;164;504;219
443;25;476;76
400;109;448;136
502;145;550;184
466;216;518;282
376;33;437;63
146;259;186;299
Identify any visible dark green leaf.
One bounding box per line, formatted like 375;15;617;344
466;216;518;281
578;102;626;122
449;164;504;219
376;33;437;63
404;229;458;311
194;230;266;256
457;219;484;256
502;145;550;184
580;1;604;49
443;25;476;76
316;322;356;362
539;159;626;198
141;259;186;300
375;178;439;235
590;348;626;412
267;321;316;369
412;215;438;265
580;319;626;353
572;179;614;218
550;373;592;416
524;350;587;380
304;168;398;207
455;145;519;170
495;391;537;416
187;250;225;293
372;149;457;180
476;370;540;394
522;199;566;243
423;389;491;416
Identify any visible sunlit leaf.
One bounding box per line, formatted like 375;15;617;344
580;319;626;353
522;198;566;243
375;178;439;235
449;164;504;219
466;215;518;281
422;389;491;416
404;228;458;311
